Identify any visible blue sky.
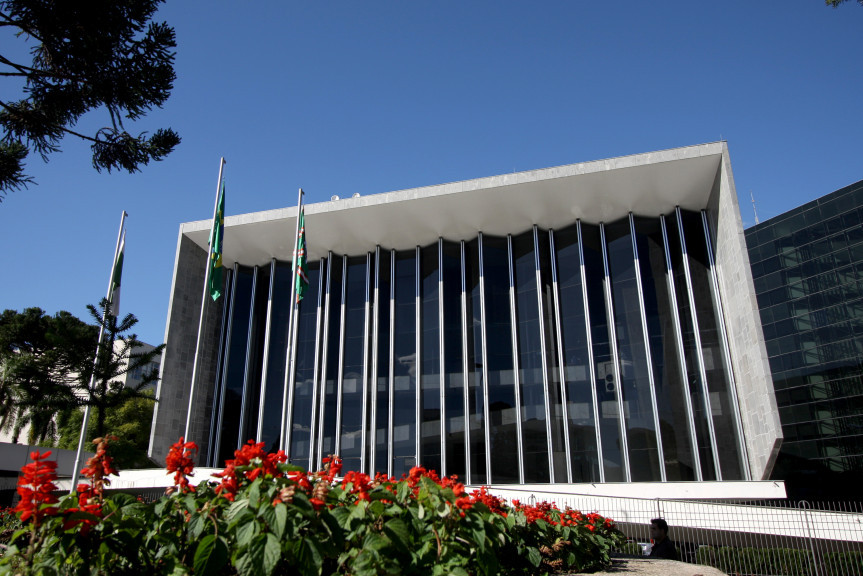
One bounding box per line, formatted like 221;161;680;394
0;0;861;346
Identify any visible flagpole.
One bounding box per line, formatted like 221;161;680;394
279;188;304;452
70;210;127;490
184;157;226;449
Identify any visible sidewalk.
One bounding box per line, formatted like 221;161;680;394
571;558;727;575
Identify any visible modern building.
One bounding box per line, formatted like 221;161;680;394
118;340;162;393
745;179;863;499
149;142;782;490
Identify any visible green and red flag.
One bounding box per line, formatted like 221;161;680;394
295;207;308;303
209;182;225;301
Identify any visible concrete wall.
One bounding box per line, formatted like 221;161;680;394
148;231;224;464
706;143;782;480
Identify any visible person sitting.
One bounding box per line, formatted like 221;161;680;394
648;518;678;560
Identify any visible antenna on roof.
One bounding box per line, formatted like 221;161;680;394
751;191;760;225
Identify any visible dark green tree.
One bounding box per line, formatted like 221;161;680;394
826;0;863;6
0;0;180;199
0;307;97;444
81;298;164;440
57;392;157;469
0;301;164;447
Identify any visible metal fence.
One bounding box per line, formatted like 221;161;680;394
552;495;863;576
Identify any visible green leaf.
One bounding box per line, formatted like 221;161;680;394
527;546;542;567
188;513;206;540
362;531;389;552
330;505;351;528
227;498;250;522
417;502;425;520
471;528;486;554
263;533;281;576
236;518;260;548
259;501;276;527
382;518;411;554
236;534;266;576
108;492;137;508
193;534;229;576
321;509;346;548
298;537;323;576
183;493;197;513
248;479;262;508
272;503;287;539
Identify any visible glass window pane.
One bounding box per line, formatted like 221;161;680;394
512;231;550;483
319;256;343;463
442;241;466;479
339;257;368;472
289;263;321;470
464;239;487;484
420;244;441;473
482;236;520;483
242;266;270;446
553;225;601;482
392;250;417;478
583;223;626;482
261;262;291;455
666;215;716;480
682;210;744;480
634;217;697;481
606;219;662;482
217;265;255;466
373;250;391;476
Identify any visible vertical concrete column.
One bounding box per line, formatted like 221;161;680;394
149;232;225;464
705;144;782;480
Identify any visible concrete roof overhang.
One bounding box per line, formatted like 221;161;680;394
181;142;726;267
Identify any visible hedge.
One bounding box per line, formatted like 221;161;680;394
0;436;626;575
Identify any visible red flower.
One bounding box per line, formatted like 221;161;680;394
341;470;373;503
213;440;289;500
81;436;119;501
165;437;198;493
14;451;59;526
62;484;102;534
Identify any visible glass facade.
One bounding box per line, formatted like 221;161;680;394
207;210;749;484
746;179;863;486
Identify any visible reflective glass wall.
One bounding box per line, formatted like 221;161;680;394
207;210;749;483
746;179;863;496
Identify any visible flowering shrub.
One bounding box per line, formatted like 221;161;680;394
0;437;625;575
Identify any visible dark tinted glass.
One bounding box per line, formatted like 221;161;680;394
605;219;662;482
512;231;550;483
218;265;255;466
392;250;417;478
339;256;368;472
552;224;600;482
289;262;321;469
319;256;343;462
482;235;520;483
420;243;441;473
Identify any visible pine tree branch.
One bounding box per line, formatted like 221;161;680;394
0;10;44;43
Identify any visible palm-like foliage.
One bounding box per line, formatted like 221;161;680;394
0;307;95;445
83;298;164;438
0;301;164;446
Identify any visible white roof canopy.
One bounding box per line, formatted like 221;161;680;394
182;142;725;267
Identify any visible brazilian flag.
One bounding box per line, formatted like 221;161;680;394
295;207;309;302
209;182;225;301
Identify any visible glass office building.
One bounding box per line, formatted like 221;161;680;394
151;142;782;486
745;179;863;494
